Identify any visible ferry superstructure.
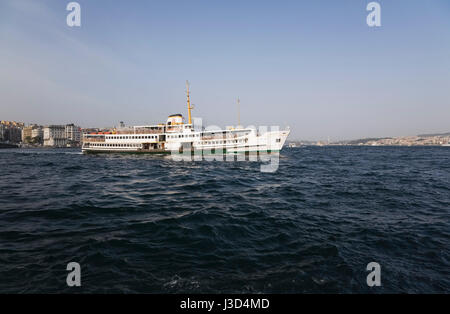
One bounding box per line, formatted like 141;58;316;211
82;83;290;154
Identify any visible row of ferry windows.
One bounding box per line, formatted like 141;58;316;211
167;134;200;139
90;140;245;147
107;135;157;140
204;139;246;145
104;134;248;141
166;133;249;139
166;135;247;142
91;143;141;147
105;134;199;139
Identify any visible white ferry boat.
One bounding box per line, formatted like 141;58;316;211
82;83;290;154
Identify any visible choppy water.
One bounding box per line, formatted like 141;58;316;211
0;147;449;293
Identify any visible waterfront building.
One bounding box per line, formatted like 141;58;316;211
0;121;23;143
1;121;24;128
31;127;44;144
22;126;33;143
65;124;81;147
22;125;44;145
0;124;4;142
32;126;44;145
43;125;67;147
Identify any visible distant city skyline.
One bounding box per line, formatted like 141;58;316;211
1;0;449;141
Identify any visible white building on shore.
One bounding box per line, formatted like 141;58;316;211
31;126;44;141
43;125;67;147
65;124;81;147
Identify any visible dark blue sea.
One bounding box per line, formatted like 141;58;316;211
0;147;449;293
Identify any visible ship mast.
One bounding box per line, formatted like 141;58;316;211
237;97;240;127
186;80;193;125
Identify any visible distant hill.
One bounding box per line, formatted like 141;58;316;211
335;132;450;145
417;132;450;137
344;137;391;145
288;132;450;146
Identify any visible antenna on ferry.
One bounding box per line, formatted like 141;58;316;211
237;97;241;128
186;80;193;125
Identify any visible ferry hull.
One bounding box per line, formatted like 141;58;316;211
81;147;282;155
82;148;169;154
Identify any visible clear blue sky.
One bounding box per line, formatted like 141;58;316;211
1;0;449;140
